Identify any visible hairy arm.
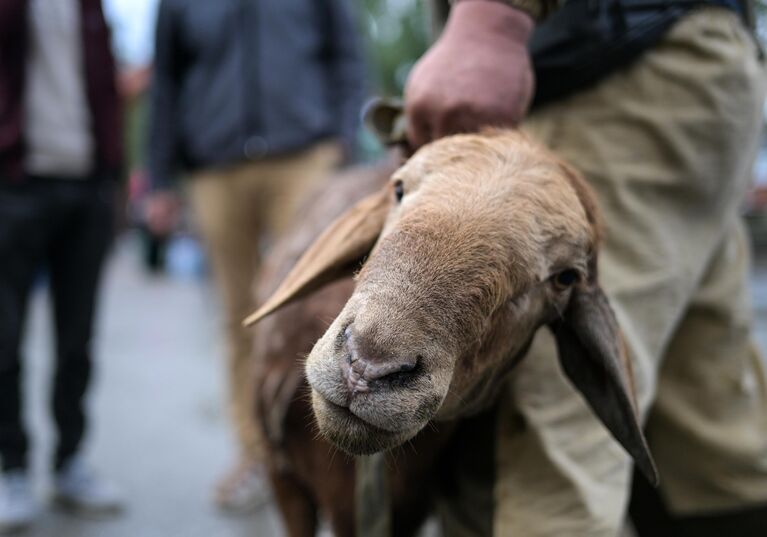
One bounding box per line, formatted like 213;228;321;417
449;0;559;21
405;0;542;148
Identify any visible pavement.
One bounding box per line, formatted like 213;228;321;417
19;234;283;537
12;233;767;537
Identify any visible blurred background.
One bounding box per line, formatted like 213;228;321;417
10;0;767;535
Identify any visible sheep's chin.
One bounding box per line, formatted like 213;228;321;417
311;391;420;455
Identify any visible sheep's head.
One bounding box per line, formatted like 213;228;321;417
246;131;657;484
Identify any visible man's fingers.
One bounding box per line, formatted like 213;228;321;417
145;192;180;236
434;104;482;139
406;103;434;150
402;0;535;149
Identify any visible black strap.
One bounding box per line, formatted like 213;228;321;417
530;0;747;108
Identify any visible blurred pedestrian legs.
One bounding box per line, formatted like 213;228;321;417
0;0;124;531
146;0;367;513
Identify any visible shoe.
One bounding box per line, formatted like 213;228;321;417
0;470;37;534
53;458;123;517
214;461;271;514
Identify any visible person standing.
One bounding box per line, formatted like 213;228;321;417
0;0;124;532
386;0;767;535
147;0;366;512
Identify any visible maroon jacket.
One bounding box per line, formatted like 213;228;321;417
0;0;122;182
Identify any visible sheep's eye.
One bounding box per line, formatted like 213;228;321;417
553;269;579;289
393;180;404;202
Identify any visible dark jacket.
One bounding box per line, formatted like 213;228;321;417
148;0;367;189
0;0;123;182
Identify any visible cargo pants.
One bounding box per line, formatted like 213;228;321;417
435;8;767;536
189;142;341;461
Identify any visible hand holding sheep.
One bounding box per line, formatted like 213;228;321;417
404;1;534;148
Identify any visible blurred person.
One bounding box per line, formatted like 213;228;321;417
0;0;124;532
118;65;169;274
358;0;767;535
146;0;366;513
104;0;167;272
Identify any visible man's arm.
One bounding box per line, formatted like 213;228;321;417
450;0;559;22
404;0;537;148
146;0;181;234
147;0;181;192
323;0;368;158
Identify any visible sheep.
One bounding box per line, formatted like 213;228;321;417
247;130;657;536
252;154;451;536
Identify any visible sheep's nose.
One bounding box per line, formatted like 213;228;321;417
341;325;419;394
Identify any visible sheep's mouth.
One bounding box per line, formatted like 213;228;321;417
311;390;418;455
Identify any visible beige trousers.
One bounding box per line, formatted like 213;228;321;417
189;142;341;461
437;9;767;536
491;10;767;536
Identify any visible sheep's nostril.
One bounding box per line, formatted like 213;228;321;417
359;355;418;381
341;326;421;392
343;355;419;395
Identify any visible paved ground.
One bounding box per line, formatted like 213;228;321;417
15;233;767;537
20;234;283;537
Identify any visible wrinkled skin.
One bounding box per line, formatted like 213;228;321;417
405;1;534;148
305;131;597;454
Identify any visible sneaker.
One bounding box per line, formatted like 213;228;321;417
214;461;270;514
52;458;123;517
0;470;37;534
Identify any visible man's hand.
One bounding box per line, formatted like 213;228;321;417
404;0;534;149
145;190;180;237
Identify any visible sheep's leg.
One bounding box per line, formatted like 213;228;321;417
270;471;319;537
325;505;355;537
315;469;355;537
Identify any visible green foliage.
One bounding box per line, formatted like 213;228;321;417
358;0;430;96
126;98;148;170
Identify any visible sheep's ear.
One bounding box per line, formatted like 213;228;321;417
550;283;659;486
243;188;391;326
